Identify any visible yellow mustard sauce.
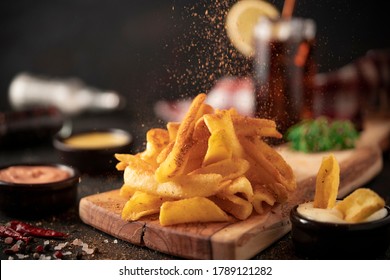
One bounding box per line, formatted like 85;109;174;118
64;132;130;149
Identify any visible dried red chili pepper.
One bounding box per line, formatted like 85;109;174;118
0;225;31;243
8;221;69;239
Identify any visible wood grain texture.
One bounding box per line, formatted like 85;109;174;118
79;144;382;259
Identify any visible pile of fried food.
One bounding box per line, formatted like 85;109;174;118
313;154;385;222
115;93;296;226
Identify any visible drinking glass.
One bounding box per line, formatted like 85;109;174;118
253;17;317;139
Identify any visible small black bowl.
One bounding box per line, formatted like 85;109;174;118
290;205;390;259
0;163;80;218
53;128;133;174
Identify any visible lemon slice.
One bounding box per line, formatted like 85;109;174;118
226;0;279;57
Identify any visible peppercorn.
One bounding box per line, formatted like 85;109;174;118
35;245;44;253
3;248;15;255
76;251;83;260
25;245;32;253
18;243;27;253
44;243;52;251
53;250;63;259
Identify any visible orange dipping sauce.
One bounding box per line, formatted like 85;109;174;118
0;166;70;184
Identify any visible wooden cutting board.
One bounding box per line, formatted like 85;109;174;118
79;117;389;260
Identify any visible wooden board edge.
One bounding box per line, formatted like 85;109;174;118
79;194;145;245
338;146;383;197
143;221;217;259
211;215;290;260
79;192;231;259
358;116;390;151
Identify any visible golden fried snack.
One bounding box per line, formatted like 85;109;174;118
193;117;211;141
203;129;233;166
138;128;170;168
239;137;296;198
334;188;385;222
155;93;207;182
116;93;297;226
166;122;180;142
197;102;215;117
313;154;340;209
119;184;136;199
115;153;156;172
180;138;208;174
231;114;282;139
189;158;249;181
252;184;277;215
221;176;253;200
156;141;174;164
267;182;289;203
310;156;386;224
122;191;172;221
124;166;224;199
160;197;229;226
210;193;253;220
203;110;244;160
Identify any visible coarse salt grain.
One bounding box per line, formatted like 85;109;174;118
69;238;96;255
4;237;13;244
39;254;52;260
54;242;68;250
10;244;19;253
72;238;83;246
16;254;29;259
82;243;94;255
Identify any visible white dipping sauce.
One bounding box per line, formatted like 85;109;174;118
297;202;388;224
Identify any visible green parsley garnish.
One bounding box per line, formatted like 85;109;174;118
285;117;359;153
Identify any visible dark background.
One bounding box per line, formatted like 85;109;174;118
1;0;389;118
1;1;390;261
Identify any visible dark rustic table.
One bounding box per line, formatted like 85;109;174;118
1;112;389;260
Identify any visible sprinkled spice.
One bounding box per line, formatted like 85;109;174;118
166;0;251;98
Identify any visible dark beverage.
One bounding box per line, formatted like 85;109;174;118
253;18;316;141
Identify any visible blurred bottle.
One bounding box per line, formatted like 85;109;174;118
8;73;125;116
